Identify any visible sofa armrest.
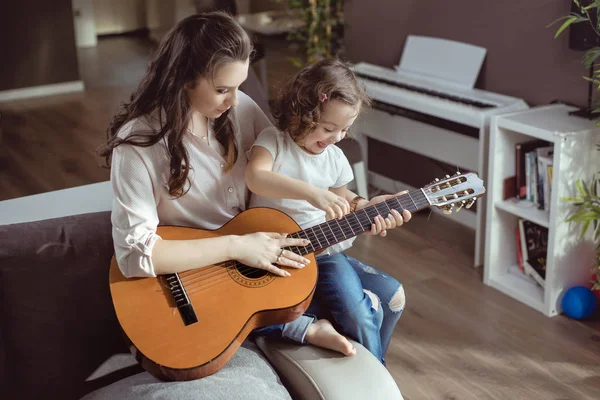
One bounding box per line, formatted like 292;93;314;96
255;337;403;400
0;181;112;225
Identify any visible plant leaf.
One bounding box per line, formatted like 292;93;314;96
587;205;600;215
584;48;600;67
581;220;591;238
576;179;590;197
561;196;585;203
554;16;587;38
566;209;592;222
548;14;578;29
583;0;600;10
572;214;597;223
573;215;596;223
287;57;304;69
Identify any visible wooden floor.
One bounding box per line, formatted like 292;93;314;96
348;218;600;400
2;34;600;400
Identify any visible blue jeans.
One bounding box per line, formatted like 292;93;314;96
309;252;385;361
252;253;404;362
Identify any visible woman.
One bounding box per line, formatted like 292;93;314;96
99;11;408;359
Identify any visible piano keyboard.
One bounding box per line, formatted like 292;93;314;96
355;71;495;109
351;61;529;267
353;62;515;109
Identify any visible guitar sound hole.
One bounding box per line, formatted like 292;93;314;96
237;264;268;279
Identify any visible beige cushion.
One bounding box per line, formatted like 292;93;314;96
255;337;403;400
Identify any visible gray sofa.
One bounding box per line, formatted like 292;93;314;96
0;185;403;400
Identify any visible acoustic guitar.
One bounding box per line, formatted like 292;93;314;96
109;172;485;381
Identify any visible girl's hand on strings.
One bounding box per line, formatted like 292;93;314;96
308;188;350;220
359;191;412;237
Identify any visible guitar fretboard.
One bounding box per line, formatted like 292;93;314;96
286;189;429;255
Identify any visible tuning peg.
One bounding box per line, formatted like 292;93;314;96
442;204;455;214
455;171;461;176
434;178;440;182
465;198;476;209
445;174;450;178
455;201;465;212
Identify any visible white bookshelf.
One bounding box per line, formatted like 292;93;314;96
484;104;600;317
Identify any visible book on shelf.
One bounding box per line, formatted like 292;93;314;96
517;218;548;288
515;139;547;199
527;254;547;288
514;140;553;211
525;150;540;205
516;224;524;272
537;153;553;211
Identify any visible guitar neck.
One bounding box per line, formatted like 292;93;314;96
288;189;430;255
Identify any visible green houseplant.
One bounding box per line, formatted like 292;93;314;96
562;175;600;290
552;0;600;290
551;0;600;115
279;0;345;66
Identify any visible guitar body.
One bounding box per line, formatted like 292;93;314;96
109;208;317;381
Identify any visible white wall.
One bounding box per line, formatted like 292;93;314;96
92;0;147;35
71;0;253;47
72;0;98;47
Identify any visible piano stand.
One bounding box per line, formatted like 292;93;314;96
336;138;370;199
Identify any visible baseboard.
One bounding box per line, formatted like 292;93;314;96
368;171;476;229
0;81;85;102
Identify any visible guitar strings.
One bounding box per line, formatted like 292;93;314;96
180;194;431;293
180;194;431;290
184;213;436;293
181;181;474;293
180;193;430;289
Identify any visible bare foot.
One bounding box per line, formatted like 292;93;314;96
304;319;356;356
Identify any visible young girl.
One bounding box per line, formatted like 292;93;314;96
246;58;411;363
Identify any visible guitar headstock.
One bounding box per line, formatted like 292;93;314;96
423;172;485;214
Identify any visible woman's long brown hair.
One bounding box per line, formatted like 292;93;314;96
98;12;252;197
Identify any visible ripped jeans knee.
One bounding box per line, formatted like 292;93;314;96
363;289;380;312
363;289;384;332
389;285;405;313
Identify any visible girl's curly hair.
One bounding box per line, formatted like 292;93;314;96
271;58;371;143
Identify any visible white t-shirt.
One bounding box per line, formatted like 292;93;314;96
248;128;356;256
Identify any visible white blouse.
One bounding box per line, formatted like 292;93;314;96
110;91;274;278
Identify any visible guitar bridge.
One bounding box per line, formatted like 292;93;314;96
166;273;198;326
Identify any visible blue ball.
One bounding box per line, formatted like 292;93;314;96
561;286;598;319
